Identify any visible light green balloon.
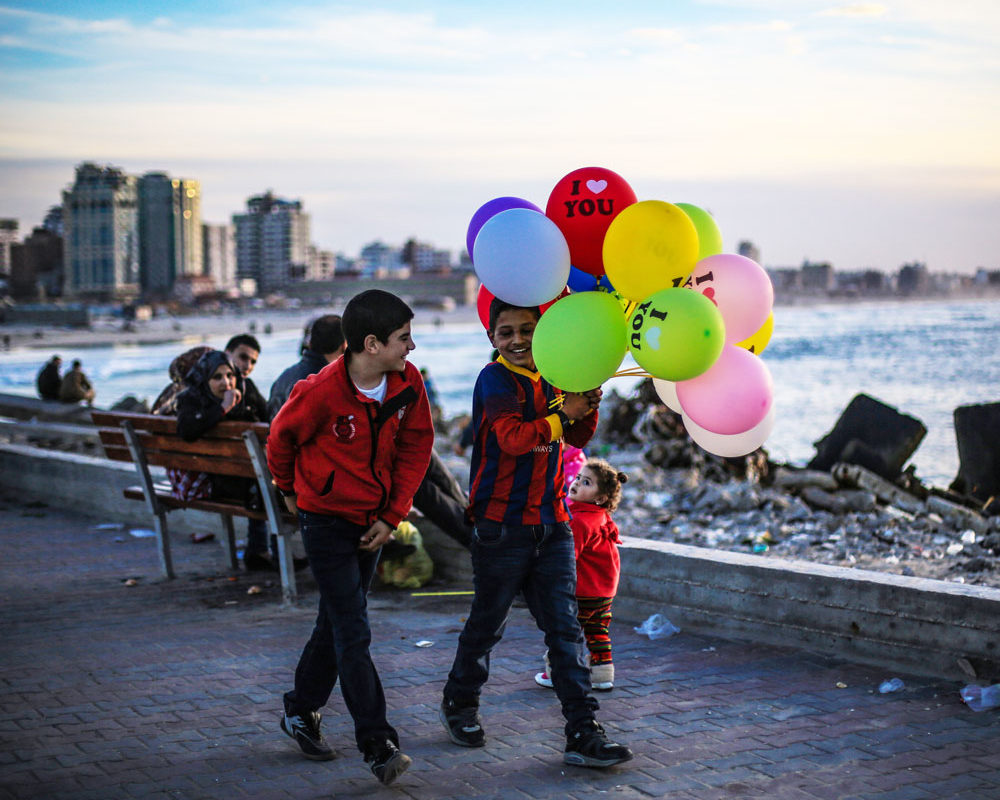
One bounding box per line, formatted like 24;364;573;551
676;202;723;261
533;291;627;392
627;288;725;381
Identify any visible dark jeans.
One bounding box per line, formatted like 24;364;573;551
443;521;598;732
283;511;397;752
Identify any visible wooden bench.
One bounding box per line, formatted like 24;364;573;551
91;410;301;604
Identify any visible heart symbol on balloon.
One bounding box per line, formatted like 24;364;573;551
586;179;608;194
645;325;662;350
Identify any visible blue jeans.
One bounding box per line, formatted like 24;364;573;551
283;511;397;752
443;521;598;732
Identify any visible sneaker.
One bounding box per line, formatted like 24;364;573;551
564;720;633;768
364;740;411;786
534;671;554;688
439;698;486;747
590;662;614;691
280;710;335;760
244;551;277;572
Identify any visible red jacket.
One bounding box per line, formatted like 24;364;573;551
569;500;622;598
267;354;433;529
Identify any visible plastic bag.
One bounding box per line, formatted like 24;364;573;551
633;613;680;640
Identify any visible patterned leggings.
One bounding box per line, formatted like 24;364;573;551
577;596;614;665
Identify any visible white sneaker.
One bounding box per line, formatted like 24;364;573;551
534;671;554;688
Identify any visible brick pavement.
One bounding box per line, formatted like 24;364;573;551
1;493;998;800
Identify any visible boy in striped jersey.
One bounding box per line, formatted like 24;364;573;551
440;299;633;769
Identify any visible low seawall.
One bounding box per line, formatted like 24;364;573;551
2;443;997;682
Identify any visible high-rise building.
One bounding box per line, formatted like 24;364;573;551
62;163;140;300
138;172;203;296
0;219;19;282
233;191;310;294
203;222;236;291
10;227;63;300
359;240;405;278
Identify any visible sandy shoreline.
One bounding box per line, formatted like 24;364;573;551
1;304;482;351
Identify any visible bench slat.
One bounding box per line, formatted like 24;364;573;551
97;428;251;459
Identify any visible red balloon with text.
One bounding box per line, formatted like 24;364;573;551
545;167;636;277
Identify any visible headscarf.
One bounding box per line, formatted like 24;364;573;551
183;350;247;411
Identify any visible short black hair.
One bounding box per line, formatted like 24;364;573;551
488;298;540;333
225;333;261;353
71;359;82;369
307;314;345;354
342;290;414;353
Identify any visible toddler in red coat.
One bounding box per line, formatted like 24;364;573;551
535;457;627;692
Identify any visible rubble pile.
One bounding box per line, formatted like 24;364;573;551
597;386;1000;589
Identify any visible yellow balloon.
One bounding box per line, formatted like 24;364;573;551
602;200;700;301
735;312;774;355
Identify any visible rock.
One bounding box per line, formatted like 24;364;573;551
772;467;839;491
808;393;926;479
832;462;925;515
925;495;988;535
799;486;850;514
950;402;1000;503
838;489;878;513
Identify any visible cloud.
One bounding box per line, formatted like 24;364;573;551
819;4;887;18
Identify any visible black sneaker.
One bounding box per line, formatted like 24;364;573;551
244;551;278;572
364;739;411;786
564;720;633;768
280;710;335;760
439;698;485;747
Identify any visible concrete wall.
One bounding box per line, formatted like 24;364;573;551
2;443;998;681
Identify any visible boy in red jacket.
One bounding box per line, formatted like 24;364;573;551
267;289;433;786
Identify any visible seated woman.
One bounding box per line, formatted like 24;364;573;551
169;350;260;507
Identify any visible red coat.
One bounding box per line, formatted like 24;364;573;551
569;500;622;598
267;354;433;529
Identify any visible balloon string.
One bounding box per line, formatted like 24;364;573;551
611;369;651;378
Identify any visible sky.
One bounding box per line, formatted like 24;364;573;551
1;0;999;273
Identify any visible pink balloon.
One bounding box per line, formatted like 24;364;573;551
683;406;775;457
687;254;773;344
675;345;773;435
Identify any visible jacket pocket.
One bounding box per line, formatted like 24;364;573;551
320;470;336;495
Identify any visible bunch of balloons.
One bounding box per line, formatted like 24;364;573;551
468;166;776;458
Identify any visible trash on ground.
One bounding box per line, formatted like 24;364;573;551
634;613;680;640
960;683;1000;712
247;585;262;595
836;682;848;689
128;529;156;538
94;523;125;531
123;578;138;587
190;532;215;543
879;678;905;693
415;640;434;648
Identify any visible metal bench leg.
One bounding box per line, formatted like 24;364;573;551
153;512;174;579
274;526;297;605
220;514;239;570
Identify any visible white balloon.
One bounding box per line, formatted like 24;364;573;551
682;405;776;458
652;378;683;414
472;208;571;307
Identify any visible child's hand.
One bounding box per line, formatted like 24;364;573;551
360;519;394;552
221;388;242;413
582;387;603;410
562;392;593;421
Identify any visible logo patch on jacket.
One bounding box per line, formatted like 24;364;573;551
333;415;356;440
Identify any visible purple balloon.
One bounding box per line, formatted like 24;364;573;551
466;196;542;260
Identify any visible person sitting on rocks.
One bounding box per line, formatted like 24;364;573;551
36;355;62;401
58;359;95;405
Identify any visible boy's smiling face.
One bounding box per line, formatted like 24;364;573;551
489;308;539;371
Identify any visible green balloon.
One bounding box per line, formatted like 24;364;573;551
627;288;725;381
533;291;627;392
676;202;723;261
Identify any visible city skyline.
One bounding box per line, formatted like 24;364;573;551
1;1;999;273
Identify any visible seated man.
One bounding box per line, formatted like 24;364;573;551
58;359;96;405
37;355;62;401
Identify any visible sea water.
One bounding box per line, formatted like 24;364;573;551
1;297;997;487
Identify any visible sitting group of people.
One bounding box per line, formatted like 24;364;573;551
36;355;96;405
